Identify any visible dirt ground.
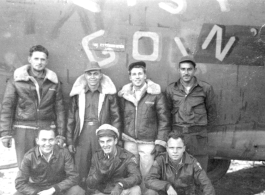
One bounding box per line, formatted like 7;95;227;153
1;141;265;195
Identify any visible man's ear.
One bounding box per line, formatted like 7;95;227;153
114;137;118;145
28;56;32;64
35;138;39;145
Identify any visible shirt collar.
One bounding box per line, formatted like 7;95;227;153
132;82;147;93
28;68;46;79
176;76;202;90
85;84;102;93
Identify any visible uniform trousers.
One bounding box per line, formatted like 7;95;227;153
13;128;37;167
74;121;100;184
14;185;85;195
92;185;141;195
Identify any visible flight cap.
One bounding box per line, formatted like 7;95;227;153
84;61;101;72
179;55;196;67
96;124;119;138
128;61;146;72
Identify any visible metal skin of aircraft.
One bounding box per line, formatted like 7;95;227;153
1;0;265;181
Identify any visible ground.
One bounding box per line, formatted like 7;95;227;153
1;142;265;195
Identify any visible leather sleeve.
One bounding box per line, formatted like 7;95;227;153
53;149;79;192
15;156;40;195
86;154;101;189
109;94;122;139
205;85;217;126
193;160;216;195
66;96;77;146
0;78;17;137
118;155;141;189
145;158;171;192
155;93;171;144
55;81;66;137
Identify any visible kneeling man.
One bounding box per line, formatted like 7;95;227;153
86;124;141;195
15;128;84;195
145;132;215;195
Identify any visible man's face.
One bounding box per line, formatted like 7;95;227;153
36;130;56;155
167;137;186;162
179;62;196;83
98;136;117;156
130;67;146;89
85;70;102;88
28;51;48;72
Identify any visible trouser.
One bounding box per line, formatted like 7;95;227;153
75;121;100;185
13;128;37;167
124;141;155;192
144;189;195;195
14;185;85;195
92;185;141;195
173;127;209;171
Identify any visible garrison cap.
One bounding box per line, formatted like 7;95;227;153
179;55;196;67
128;61;146;72
84;61;101;72
96;124;119;138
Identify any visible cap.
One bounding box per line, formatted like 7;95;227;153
84;61;101;72
128;61;146;72
96;124;119;138
179;55;196;67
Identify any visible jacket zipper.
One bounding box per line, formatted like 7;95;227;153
135;106;138;138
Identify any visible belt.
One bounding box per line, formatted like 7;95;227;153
84;121;99;126
172;125;206;134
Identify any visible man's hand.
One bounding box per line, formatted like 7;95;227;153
68;145;76;153
56;135;66;148
1;136;12;148
151;145;166;158
110;184;123;195
37;187;56;195
167;185;178;195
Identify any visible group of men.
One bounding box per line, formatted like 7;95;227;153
0;45;217;195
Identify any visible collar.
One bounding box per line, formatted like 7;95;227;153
132;82;147;93
14;65;58;84
118;79;161;97
176;77;203;91
165;152;192;165
39;147;53;162
28;68;46;79
84;84;102;93
70;74;116;97
98;146;127;160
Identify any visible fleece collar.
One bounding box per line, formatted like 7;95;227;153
118;79;161;105
14;65;58;84
70;74;116;97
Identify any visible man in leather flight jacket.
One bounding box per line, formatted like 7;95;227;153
145;132;215;195
0;45;66;167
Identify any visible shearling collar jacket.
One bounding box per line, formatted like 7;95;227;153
66;74;121;145
118;79;170;146
0;65;65;137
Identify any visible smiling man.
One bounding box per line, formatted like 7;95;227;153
86;124;141;195
145;132;215;195
66;61;121;189
14;128;84;195
166;55;217;172
118;61;170;190
0;45;66;167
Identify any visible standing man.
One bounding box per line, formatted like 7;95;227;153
15;128;85;195
86;124;141;195
166;55;216;171
66;61;121;187
0;45;66;167
118;61;170;184
145;132;215;195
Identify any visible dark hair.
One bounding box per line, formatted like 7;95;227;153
129;65;146;75
167;131;186;146
179;60;196;68
29;45;49;57
36;128;56;138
